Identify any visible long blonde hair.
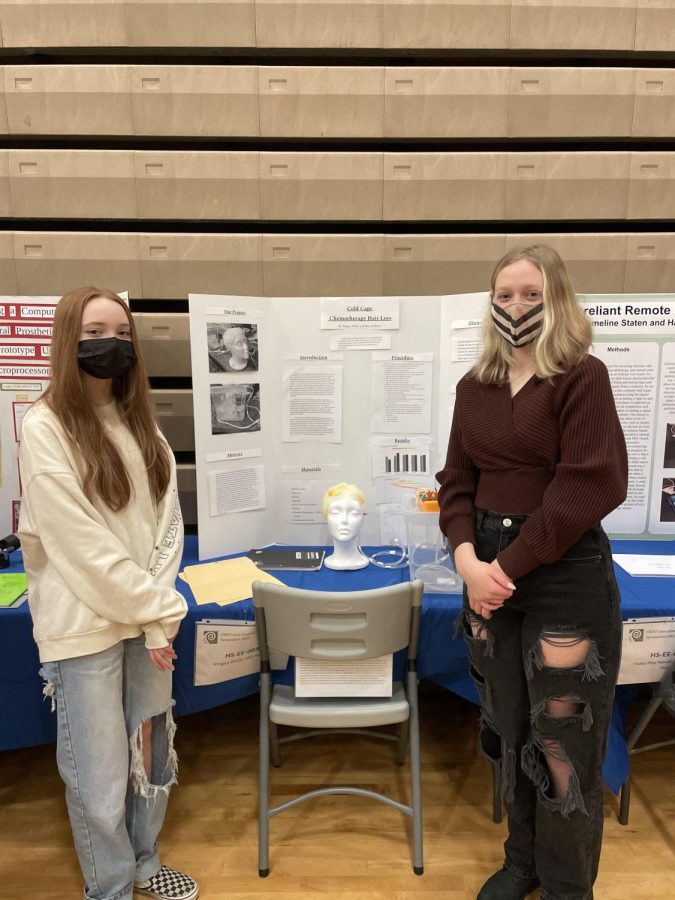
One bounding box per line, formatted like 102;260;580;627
43;286;171;510
473;245;592;384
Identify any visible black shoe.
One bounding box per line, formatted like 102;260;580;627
477;866;540;900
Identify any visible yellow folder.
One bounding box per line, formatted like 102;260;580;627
179;556;283;606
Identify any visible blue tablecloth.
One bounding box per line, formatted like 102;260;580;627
2;537;673;795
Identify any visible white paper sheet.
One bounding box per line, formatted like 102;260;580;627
451;336;484;364
371;436;431;478
592;342;659;534
284;352;344;361
613;554;675;577
282;365;342;443
208;465;265;517
451;318;484;331
205;447;262;464
371;353;433;434
321;298;399;330
617;617;675;684
295;655;393;697
11;401;33;442
330;332;392;351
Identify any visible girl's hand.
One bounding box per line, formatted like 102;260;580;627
471;560;517;619
448;542;516;620
148;642;177;671
463;558;514;601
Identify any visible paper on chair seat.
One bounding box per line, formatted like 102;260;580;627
295;655;393;697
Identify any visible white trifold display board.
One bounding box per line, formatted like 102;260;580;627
189;293;675;561
190;293;455;560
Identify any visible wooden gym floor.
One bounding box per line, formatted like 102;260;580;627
1;687;673;899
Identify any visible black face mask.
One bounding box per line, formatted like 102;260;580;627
77;338;137;380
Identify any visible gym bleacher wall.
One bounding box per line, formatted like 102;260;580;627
1;0;674;529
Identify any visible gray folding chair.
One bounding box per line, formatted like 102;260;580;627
253;579;424;877
618;659;675;824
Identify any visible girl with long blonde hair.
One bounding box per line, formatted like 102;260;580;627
437;246;627;900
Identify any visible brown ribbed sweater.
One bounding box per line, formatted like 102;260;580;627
435;354;628;581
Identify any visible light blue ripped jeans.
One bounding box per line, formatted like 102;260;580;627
41;636;178;900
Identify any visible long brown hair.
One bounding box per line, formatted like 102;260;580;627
43;287;171;510
473;244;592;384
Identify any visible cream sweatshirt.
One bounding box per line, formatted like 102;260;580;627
18;399;188;663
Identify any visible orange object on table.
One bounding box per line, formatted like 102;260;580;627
415;489;440;512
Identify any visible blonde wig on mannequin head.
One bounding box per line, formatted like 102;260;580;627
473;245;592;385
322;482;366;518
43;286;171;510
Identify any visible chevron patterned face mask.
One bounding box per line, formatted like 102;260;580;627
491;301;544;348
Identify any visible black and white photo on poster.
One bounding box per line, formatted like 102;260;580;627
206;322;259;373
210;383;261;435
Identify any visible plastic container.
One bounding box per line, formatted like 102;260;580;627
403;508;463;594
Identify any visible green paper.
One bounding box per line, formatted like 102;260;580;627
0;573;28;607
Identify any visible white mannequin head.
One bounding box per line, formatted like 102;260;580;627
221;327;249;368
322;483;368;570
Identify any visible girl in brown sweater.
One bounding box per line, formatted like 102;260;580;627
436;246;627;900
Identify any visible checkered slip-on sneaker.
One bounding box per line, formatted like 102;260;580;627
135;865;199;900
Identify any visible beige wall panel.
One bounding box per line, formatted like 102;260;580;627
261;152;383;220
383;153;506;220
135;152;260;220
139;233;263;299
127;0;256;47
509;68;635;137
0;151;12;217
383;0;510;49
259;67;384;138
0;69;7;134
13;232;142;296
505;153;630;220
510;0;637;51
5;66;133;135
625;235;675;292
0;232;18;294
628;153;675;219
9;150;137;218
633;70;675;137
263;233;384;295
0;0;128;47
256;0;383;48
636;0;675;52
151;389;195;451
505;233;628;292
385;68;510;138
136;315;192;377
131;66;258;137
176;463;197;526
383;234;505;295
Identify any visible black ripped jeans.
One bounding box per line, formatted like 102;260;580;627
461;509;622;900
